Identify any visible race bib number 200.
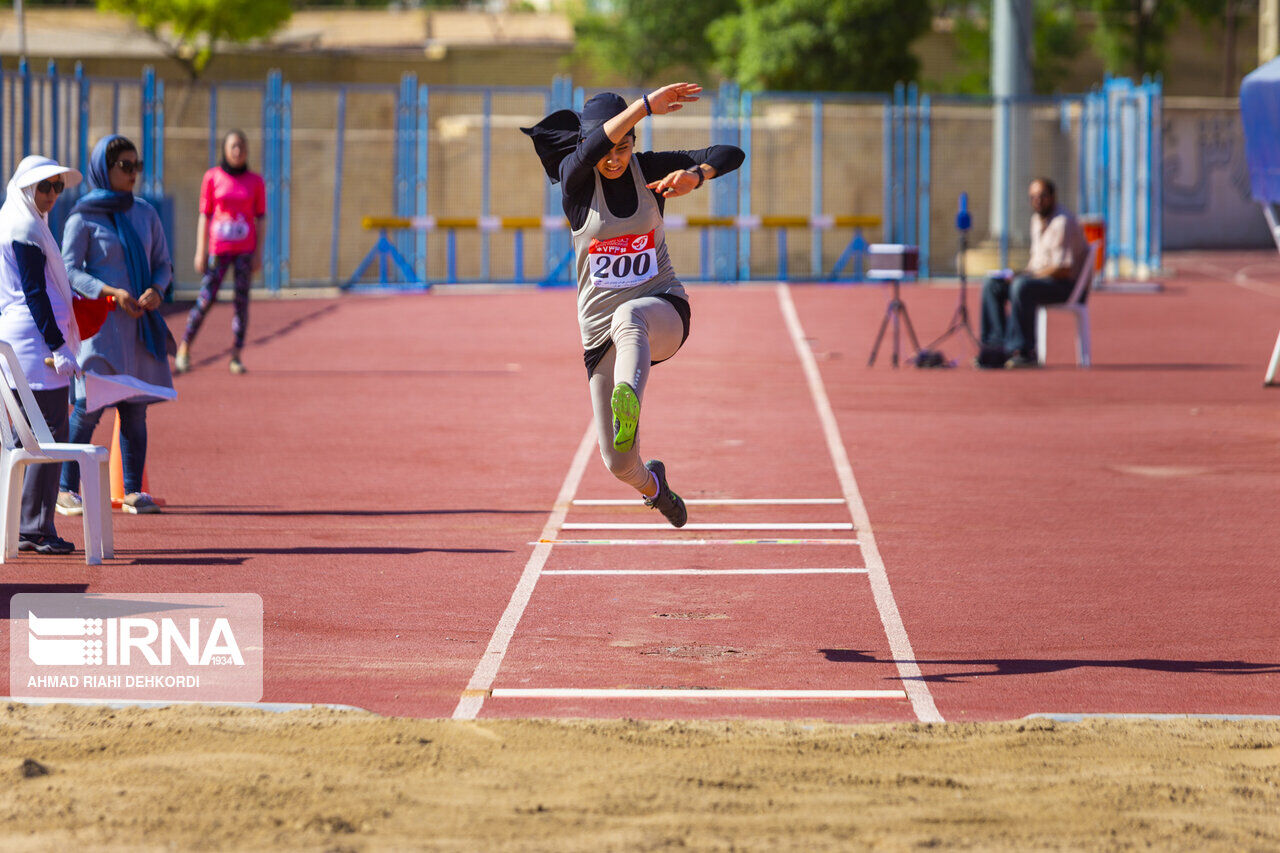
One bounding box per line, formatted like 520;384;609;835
588;230;658;289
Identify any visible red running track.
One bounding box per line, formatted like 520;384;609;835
2;249;1277;722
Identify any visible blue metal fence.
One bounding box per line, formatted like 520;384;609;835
0;64;1162;289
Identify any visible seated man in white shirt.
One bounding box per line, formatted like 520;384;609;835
979;177;1090;368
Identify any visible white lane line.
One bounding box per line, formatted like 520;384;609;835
451;421;597;720
562;522;854;531
778;284;944;723
491;688;906;700
535;538;860;546
573;498;846;506
542;568;870;576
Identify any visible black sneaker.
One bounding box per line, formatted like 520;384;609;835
18;534;74;555
643;459;687;528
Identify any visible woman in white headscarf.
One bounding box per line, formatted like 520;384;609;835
0;155;84;554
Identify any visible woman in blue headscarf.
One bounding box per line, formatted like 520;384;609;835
58;134;174;515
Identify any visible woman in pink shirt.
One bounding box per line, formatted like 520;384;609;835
175;130;265;375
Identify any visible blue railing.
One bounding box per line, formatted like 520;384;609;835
0;64;1162;289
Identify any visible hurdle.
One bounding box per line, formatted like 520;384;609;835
346;214;882;290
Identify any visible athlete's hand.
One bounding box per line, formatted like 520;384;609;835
646;82;702;115
112;287;143;318
137;288;162;312
194;253;207;275
51;345;81;378
647;169;700;199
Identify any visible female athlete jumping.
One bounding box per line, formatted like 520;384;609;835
523;84;744;527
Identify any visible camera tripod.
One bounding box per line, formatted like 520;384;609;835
926;232;980;352
867;272;922;368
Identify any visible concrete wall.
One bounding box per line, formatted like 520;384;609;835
1162;99;1273;250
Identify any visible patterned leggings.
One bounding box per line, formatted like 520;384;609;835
184;253;253;349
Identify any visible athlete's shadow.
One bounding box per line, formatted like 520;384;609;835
169;507;543;518
819;649;1280;682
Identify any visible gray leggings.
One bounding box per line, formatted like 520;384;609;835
588;297;685;491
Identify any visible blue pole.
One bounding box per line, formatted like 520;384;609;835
20;59;31;158
1151;79;1162;273
280;81;292;290
811;97;823;278
141;68;155;197
155;78;165;195
919;94;931;278
906;82;917;248
1101;85;1112;271
62;67;73;165
641;97;653;152
543;85;558;283
330;87;346;284
75;63;87;177
262;72;277;291
8;74;16;177
882;98;892;243
738;90;753;280
416;85;429;283
36;65;44;158
395;74;416;281
894;82;905;242
48;61;59;167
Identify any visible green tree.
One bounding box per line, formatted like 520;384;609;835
1181;0;1247;95
941;0;1084;94
708;0;932;93
1084;0;1180;79
572;0;739;85
97;0;293;81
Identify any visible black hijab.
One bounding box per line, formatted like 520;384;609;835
520;93;630;184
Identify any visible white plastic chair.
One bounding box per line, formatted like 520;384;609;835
1036;241;1098;367
0;341;112;565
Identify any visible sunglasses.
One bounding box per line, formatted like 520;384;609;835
112;159;144;175
35;179;65;194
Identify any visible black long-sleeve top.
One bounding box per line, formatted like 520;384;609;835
11;241;66;352
558;126;745;231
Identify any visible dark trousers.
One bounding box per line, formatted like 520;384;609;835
184;253;253;350
980;274;1075;356
60;397;149;496
20;387;70;537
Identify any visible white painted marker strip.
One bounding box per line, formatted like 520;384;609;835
778;284;944;723
573;498;846;506
561;522;853;531
491;688;906;700
542;567;869;576
452;421;597;720
536;538;860;546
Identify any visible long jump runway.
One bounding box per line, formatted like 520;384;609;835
2;256;1277;722
456;285;937;723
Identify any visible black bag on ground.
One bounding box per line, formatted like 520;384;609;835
975;345;1008;368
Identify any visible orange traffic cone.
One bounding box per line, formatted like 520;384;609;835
108;415;161;508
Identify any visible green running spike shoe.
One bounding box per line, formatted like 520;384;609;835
610;381;640;453
643;459;688;528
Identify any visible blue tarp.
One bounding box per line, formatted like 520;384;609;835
1240;57;1280;203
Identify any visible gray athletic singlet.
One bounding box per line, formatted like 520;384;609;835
571;157;687;350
